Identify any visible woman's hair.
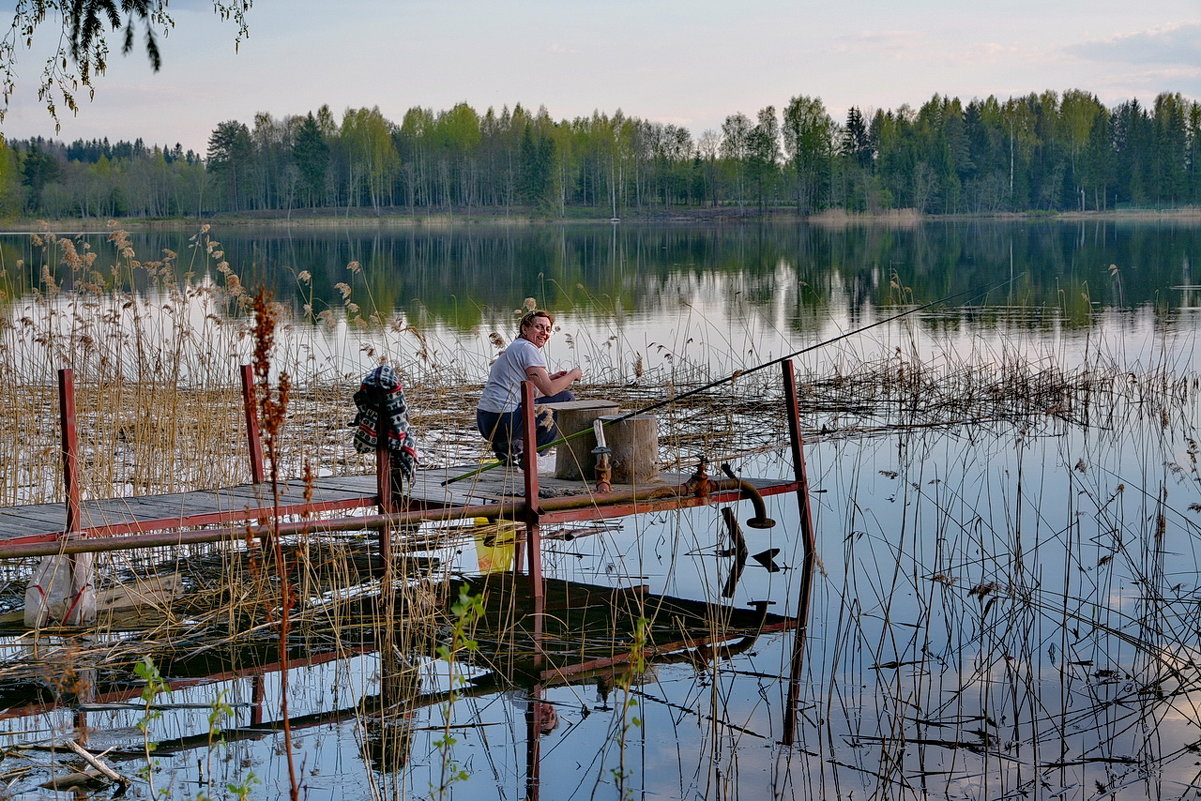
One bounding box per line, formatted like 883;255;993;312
519;310;555;331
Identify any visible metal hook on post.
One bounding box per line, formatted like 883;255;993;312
591;419;612;493
721;463;776;530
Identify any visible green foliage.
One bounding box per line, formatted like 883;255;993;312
134;654;170;720
611;616;649;801
341;106;400;213
1;1;252;127
292;113;329;207
782;95;834;212
206;688;235;741
435;586;484;664
5;89;1201;219
206;121;254;212
133;655;171;797
431;586;485;798
225;771;258;801
0;137;21;216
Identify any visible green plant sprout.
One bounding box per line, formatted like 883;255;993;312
431;586;485;799
133;655;171;798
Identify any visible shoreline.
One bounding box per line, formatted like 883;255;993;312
2;205;1200;232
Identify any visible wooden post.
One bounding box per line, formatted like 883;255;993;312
250;674;265;727
240;365;266;484
58;369;81;533
24;369;96;627
552;400;619;480
376;433;393;587
782;359;818;745
524;685;545;801
598;414;659;484
519;382;544;626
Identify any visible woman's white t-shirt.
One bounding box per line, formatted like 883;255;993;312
477;337;547;413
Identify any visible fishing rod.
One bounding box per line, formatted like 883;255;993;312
443;276;1018;486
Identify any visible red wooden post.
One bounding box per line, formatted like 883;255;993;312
376;439;393;584
240;365;266;485
782;359;818;745
58;369;81;534
519;381;545;626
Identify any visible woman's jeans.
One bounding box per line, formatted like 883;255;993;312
476;390;574;462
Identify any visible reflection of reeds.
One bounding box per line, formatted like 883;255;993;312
788;366;1201;800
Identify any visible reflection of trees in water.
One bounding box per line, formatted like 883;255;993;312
2;221;1196;333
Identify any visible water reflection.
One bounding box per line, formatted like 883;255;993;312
2;220;1198;326
3;221;1199;382
0;563;795;800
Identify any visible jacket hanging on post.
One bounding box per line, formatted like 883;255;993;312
352;365;419;486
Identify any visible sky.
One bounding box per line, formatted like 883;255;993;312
0;0;1199;154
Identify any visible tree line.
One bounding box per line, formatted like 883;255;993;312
1;89;1199;219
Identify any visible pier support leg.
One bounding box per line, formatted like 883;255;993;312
376;442;394;591
26;369;96;627
781;360;817;745
250;674;266;727
240;365;266;485
59;369;81;534
519;382;545;633
520;379;547;800
524;684;547;801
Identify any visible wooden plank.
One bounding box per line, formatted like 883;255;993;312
88;492;232;519
311;475;378;492
278;480;375;502
216;481;365;506
0;505;68;527
0;515;62;539
0;465;797;546
537;399;620;412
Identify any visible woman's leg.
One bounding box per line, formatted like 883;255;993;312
477;408;522;460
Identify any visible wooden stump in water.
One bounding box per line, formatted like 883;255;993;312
601;414;660;484
549;400;620;480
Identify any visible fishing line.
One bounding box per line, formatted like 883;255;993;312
443;275;1021;485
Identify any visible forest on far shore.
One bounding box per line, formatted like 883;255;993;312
0;89;1198;221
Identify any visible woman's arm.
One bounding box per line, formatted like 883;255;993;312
525;365;581;396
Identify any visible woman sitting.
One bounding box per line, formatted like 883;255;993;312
476;310;582;465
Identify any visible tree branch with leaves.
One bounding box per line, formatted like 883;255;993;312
1;0;252;127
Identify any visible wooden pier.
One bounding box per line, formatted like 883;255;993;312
0;466;796;548
0;362;822;781
0;366;807;555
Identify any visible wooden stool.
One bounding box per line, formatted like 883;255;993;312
599;414;659;484
545;400;620;480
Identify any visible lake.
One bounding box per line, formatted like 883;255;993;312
3;218;1200;382
0;219;1198;800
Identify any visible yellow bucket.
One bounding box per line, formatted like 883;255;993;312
472;517;516;573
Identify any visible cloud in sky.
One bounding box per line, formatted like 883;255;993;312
1065;22;1201;66
0;1;1198;152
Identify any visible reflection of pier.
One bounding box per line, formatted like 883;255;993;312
0;574;797;798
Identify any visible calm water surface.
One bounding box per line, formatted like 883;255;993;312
0;220;1198;800
3;219;1200;379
